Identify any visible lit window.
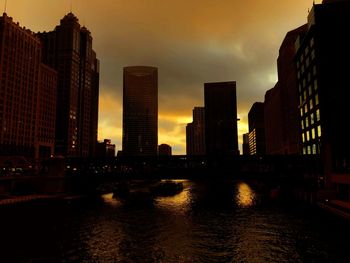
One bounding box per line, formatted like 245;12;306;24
316;109;320;121
306;131;310;141
312;144;317;154
300;107;303;117
303;147;307;155
312;128;315;139
302;133;305;143
317;125;322;137
308;146;311;155
315;94;319;105
310;113;314;124
301;120;304;130
310;99;313;110
304;104;308;114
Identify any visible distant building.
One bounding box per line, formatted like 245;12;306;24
158;144;172;156
38;13;100;157
186;107;205;156
242;133;250;155
248;102;265;155
295;0;350;170
122;66;158;156
264;24;308;155
96;139;116;158
0;13;57;159
204;81;238;156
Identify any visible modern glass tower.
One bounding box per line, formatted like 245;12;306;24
122;66;158;156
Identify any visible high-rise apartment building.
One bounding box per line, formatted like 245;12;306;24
204;81;238;156
0;13;57;159
122;66;158;156
248;102;265;155
264;25;307;155
186;107;205;156
38;13;99;157
296;0;350;169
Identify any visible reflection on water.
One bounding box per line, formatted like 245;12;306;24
236;182;256;207
0;180;349;263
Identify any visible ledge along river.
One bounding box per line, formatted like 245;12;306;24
0;180;349;263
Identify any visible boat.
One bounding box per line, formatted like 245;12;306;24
149;180;183;197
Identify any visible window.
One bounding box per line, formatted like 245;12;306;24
315;94;319;105
310;113;314;124
302;133;305;143
314;79;318;90
317;125;322;137
312;144;317;154
316;109;320;121
306;131;310;141
310;99;314;110
304;104;308;114
312;128;315;139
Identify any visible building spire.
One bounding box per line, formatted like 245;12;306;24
4;0;7;13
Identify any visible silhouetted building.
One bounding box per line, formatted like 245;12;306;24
96;139;116;158
38;13;99;157
264;25;308;154
0;13;57;159
186;107;205;156
158;144;172;156
122;66;158;156
242;133;250;155
248;102;265;155
296;0;350;169
204;81;238;156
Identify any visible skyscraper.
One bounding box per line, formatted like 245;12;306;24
296;0;350;166
122;66;158;156
248;102;265;155
0;13;57;159
264;25;308;154
186;107;205;156
204;81;238;156
38;13;99;157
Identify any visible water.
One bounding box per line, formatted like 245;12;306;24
0;180;349;263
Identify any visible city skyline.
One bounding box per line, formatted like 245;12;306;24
3;0;320;154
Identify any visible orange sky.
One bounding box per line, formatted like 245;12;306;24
5;0;319;154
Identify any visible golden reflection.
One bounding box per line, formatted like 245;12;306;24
101;193;122;207
156;180;190;210
236;182;255;207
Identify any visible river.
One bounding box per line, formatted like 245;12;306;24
0;180;349;263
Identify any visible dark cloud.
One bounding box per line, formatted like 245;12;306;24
8;0;314;153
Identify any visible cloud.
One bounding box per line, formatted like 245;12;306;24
7;0;313;154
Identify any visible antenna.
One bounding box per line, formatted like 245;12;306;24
70;0;73;13
4;0;7;13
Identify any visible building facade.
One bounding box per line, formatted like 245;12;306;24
96;139;116;158
248;102;265;155
122;66;158;156
264;25;308;155
38;13;99;157
0;13;57;159
204;81;238;156
158;144;172;156
186;107;205;156
296;0;350;168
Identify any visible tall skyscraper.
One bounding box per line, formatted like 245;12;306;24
0;13;57;159
38;13;99;157
248;102;265;155
186;107;205;156
122;66;158;156
296;0;350;167
204;81;238;156
264;24;308;154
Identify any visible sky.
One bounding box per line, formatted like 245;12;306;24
4;0;319;154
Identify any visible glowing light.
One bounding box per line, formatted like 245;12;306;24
236;182;255;207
